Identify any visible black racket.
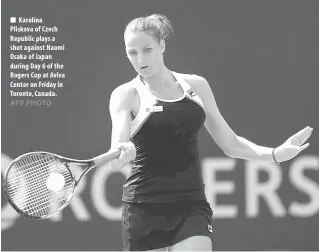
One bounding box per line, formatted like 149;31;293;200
3;149;120;220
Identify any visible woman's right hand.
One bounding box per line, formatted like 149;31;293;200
110;141;136;169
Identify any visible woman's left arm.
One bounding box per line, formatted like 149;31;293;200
188;75;313;163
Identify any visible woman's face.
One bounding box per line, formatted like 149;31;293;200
124;31;164;78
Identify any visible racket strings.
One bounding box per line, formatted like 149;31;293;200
10;176;73;216
27;192;65;215
8;156;59;179
6;154;74;218
8;171;73;201
28;193;69;216
10;175;73;208
9;177;71;207
7;159;64;199
7;160;68;194
17;189;69;215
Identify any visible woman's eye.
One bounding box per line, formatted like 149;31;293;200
145;48;152;52
128;51;136;56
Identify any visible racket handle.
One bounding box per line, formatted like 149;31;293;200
92;148;121;167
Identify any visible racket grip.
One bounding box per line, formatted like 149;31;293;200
92;149;121;167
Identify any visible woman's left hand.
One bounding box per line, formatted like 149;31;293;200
274;126;314;163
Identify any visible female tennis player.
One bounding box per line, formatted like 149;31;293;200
109;14;313;251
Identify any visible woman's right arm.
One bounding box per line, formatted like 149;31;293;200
109;84;137;168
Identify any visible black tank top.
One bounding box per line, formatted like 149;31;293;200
122;72;207;203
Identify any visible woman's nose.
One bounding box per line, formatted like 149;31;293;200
137;53;145;64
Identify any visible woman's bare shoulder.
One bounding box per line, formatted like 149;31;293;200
110;79;138;109
176;72;211;92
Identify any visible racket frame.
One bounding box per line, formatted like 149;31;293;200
4;149;120;219
4;151;93;220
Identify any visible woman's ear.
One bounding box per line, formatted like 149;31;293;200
160;39;166;54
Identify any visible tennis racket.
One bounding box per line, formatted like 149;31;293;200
3;149;121;220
